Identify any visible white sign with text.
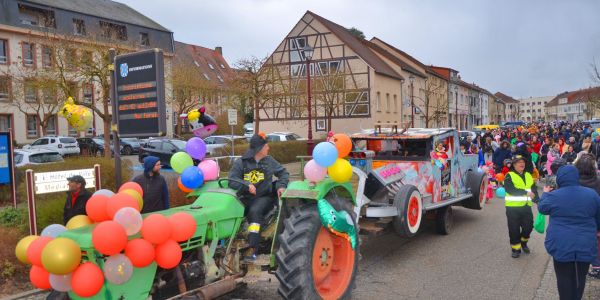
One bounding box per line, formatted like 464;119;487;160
34;168;95;194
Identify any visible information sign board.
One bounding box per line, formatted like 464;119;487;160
228;109;238;126
0;132;11;184
34;168;95;194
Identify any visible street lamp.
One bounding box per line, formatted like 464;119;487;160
409;74;415;127
303;45;315;155
454;86;458;129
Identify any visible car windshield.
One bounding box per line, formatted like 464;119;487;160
14;153;23;164
122;138;139;143
29;152;63;163
93;138;104;145
59;137;76;143
171;140;187;150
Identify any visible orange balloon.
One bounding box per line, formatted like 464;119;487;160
91;221;128;255
121;189;144;211
125;239;155;268
141;214;172;245
333;133;352;158
29;265;51;290
106;193;140;218
495;173;505;182
178;177;193;193
168;212;197;242
26;236;52;267
71;262;104;298
155;240;182;269
119;182;144;197
86;195;110;222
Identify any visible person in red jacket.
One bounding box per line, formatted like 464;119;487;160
502;159;511;175
530;135;542;155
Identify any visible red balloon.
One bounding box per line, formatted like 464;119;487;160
26;236;52;267
119;182;144;197
168;212;197;242
106;193;140;219
155;240;182;269
86;195;111;222
29;265;51;289
91;221;128;255
141;214;172;245
125;239;155;268
71;262;104;298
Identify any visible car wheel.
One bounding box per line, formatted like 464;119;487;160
95;150;103;157
392;185;423;238
435;206;453;235
123;146;132;155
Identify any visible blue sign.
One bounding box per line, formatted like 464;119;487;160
0;133;11;184
120;63;129;78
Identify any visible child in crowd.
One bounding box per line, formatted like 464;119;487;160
502;159;511;175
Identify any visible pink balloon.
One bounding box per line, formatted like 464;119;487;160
198;160;219;181
304;159;327;182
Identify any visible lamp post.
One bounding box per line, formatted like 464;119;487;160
303;45;315;155
409;74;415;127
454;86;459;130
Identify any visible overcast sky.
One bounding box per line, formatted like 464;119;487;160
119;0;600;98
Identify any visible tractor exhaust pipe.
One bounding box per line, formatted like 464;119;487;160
196;277;238;300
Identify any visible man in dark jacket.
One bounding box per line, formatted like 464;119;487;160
590;134;600;159
493;141;512;174
539;165;600;300
229;133;289;260
133;156;169;213
63;175;92;224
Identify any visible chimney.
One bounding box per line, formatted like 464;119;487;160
215;47;223;55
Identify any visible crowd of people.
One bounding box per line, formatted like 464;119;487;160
461;121;600;300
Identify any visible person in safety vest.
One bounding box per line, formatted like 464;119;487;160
504;155;539;258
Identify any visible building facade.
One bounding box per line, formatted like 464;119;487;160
0;0;174;144
545;87;600;121
517;96;552;122
486;92;504;125
495;92;519;122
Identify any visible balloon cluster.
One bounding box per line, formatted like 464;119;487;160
59;97;93;131
184;106;218;138
170;137;219;193
304;133;353;183
15;182;197;298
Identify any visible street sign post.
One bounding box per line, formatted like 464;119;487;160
228;109;237;155
0;132;16;207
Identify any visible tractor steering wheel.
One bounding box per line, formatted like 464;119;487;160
218;178;247;189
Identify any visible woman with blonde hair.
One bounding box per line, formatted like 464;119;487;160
581;136;592;153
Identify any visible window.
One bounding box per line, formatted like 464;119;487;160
24;80;38;103
203;73;210;80
68;125;78;137
0;77;9;101
208;63;215;70
83;84;93;104
0;39;7;64
0;115;11;132
29;152;62;164
45;115;57;135
538;102;541;105
18;4;55;28
100;21;127;40
394;94;398;113
289;36;307;63
65;48;77;69
81;51;93;65
66;82;78;99
139;32;149;46
42;46;52;67
376;92;381;111
26;115;39;138
220;64;225;69
386;93;390;112
41;87;56;103
22;42;35;67
73;19;86;35
216;74;224;83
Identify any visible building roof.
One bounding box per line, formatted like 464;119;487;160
546;86;600;107
361;40;417;79
174;41;234;86
307;11;403;81
494;92;519;104
24;0;171;32
429;66;459;81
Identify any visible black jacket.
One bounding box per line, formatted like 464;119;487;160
63;188;92;224
132;172;169;213
228;156;289;199
561;151;577;163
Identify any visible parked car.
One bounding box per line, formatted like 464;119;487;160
120;138;141;155
14;149;64;167
77;137;104;156
138;139;189;167
266;132;304;142
243;123;254;140
204;135;246;156
23;136;80;157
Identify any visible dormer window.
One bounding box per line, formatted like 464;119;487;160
208;63;215;70
19;4;55;28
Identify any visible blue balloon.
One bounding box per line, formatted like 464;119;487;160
313;142;338;167
181;166;204;189
495;187;506;198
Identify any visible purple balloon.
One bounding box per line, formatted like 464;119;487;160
186;137;207;160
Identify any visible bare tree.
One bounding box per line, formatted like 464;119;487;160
592;59;600;84
313;68;346;131
422;79;448;127
232;56;275;133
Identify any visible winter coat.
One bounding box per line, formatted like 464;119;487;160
546;150;559;176
228;155;289;199
493;147;512;170
539;166;600;263
63;188;92;224
579;173;600;196
561;151;577;163
590;141;600;159
132;156;170;213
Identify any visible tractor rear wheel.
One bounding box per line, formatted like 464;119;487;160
276;200;358;300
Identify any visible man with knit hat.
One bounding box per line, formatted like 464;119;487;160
133;156;169;213
228;132;289;261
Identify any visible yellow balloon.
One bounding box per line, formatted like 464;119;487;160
66;215;93;230
121;189;144;210
15;235;39;264
327;159;353;183
41;237;82;275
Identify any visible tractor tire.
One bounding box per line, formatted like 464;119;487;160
392;185;423;237
276;199;358;300
464;171;487;210
435;206;453;235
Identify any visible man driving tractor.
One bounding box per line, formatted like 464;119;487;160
228;132;289;261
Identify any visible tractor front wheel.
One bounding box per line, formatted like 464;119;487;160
276;202;358;300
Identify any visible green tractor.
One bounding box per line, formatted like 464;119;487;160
60;177;359;300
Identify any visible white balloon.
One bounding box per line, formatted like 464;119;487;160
49;273;72;292
93;189;115;197
113;207;143;236
104;254;133;285
41;224;67;238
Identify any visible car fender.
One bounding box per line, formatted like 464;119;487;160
281;179;355;205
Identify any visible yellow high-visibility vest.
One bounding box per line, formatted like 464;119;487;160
505;171;534;207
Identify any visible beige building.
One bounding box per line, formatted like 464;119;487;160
0;0;174;144
495;92;520;122
487;92;505;125
545;87;600;121
517;96;552;122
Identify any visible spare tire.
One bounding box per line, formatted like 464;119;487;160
464;170;487;210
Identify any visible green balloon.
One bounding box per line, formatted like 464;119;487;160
170;152;193;173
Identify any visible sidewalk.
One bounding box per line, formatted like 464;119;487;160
534;259;600;299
